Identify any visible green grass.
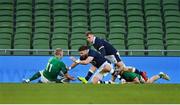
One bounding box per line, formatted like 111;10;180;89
0;83;180;104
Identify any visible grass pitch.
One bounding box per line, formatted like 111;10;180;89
0;83;179;104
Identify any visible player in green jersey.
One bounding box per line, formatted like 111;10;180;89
23;48;74;83
118;66;170;84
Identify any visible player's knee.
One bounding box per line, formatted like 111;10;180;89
133;77;140;84
116;62;125;70
104;65;111;72
92;76;99;84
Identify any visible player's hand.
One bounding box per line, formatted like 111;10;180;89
68;76;75;81
70;56;80;63
68;67;71;70
70;56;77;62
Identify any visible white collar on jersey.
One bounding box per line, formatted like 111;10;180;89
92;37;96;44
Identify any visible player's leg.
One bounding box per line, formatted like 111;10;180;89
39;71;54;83
146;75;160;83
132;77;141;84
23;71;41;83
146;72;170;83
92;62;112;84
111;53;148;81
159;72;170;80
78;66;96;84
111;54;125;71
105;54;124;82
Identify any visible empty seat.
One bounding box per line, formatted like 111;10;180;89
89;0;105;4
71;34;86;40
54;27;69;34
148;44;165;56
144;0;160;5
70;39;87;55
110;27;126;34
166;44;180;56
13;44;31;55
163;0;179;5
33;39;50;55
51;38;69;50
14;33;31;41
147;33;163;40
146;16;162;22
128;44;145;56
144;4;161;11
72;27;88;34
147;27;163;34
166;39;180;45
128;27;145;34
166;34;180;40
14;38;31;55
147;38;164;45
109;38;125;45
0;34;11;54
0;44;11;55
166;27;180;34
128;33;144;40
108;33;124;40
17;0;32;5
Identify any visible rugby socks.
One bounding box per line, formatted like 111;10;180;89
85;69;94;81
29;71;41;81
98;80;114;84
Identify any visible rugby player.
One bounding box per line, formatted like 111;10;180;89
23;48;74;83
115;66;170;84
69;45;114;84
77;31;148;83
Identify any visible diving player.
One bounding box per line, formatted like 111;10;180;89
114;66;170;84
69;45;114;84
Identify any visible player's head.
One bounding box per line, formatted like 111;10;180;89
85;31;94;43
78;45;89;57
54;48;63;58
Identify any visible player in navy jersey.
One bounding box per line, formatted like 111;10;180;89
85;31;148;82
69;45;114;84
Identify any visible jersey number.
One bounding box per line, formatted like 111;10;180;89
46;63;53;72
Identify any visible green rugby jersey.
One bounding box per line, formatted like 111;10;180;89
121;71;141;82
43;57;67;81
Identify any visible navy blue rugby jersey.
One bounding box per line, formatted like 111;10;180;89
80;49;110;68
93;37;117;56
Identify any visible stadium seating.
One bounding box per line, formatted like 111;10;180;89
0;0;180;56
0;0;13;55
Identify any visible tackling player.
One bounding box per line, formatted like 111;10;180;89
77;31;148;83
23;48;74;83
69;45;114;84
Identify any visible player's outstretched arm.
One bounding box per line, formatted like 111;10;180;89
69;56;80;70
64;73;75;81
68;62;79;70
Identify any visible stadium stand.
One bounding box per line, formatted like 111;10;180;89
0;0;179;56
0;0;13;55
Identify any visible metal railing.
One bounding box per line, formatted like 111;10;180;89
0;49;180;56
